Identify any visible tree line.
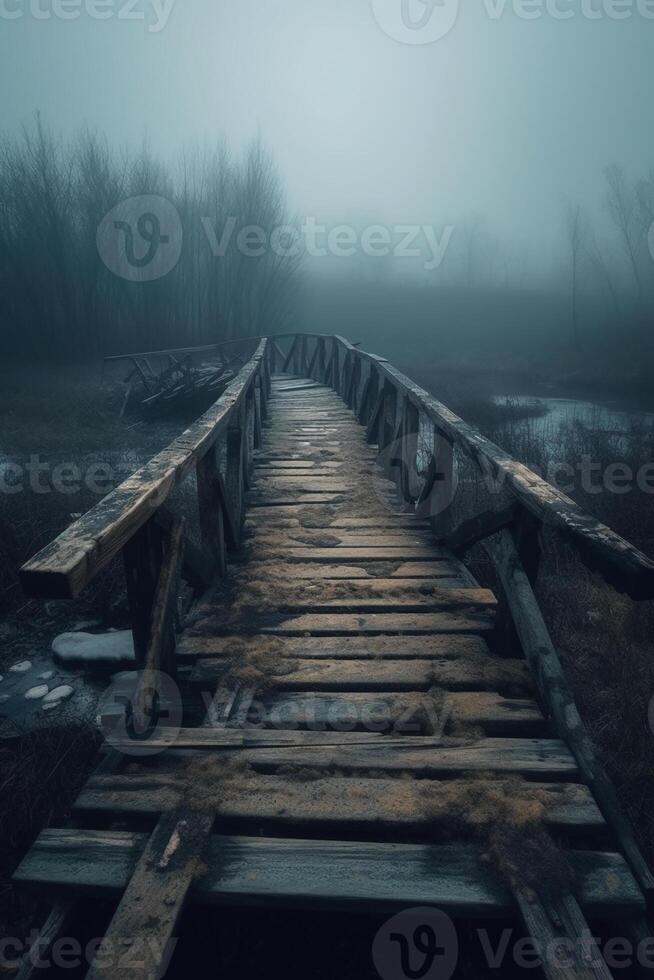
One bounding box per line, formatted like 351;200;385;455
0;117;300;359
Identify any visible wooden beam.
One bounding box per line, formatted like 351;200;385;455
484;528;654;898
85;810;213;980
442;505;518;553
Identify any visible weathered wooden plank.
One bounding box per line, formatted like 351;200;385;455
246;532;436;548
243;690;544;734
236;561;469;582
73;772;601;834
241;587;491;610
247;611;495;636
16;831;643;918
275;547;449;562
214;737;577;778
235;577;471;595
189;655;523;692
85;810;213;980
176;633;513;669
247;493;344;507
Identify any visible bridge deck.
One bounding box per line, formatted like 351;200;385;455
14;374;647;978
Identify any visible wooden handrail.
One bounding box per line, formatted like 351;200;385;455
21;340;269;603
320;333;654;600
20;331;654;612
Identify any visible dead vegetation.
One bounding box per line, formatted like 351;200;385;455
0;723;100;937
421;774;573;900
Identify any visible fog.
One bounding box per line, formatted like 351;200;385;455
2;0;654;361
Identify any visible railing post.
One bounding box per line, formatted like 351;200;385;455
224;406;246;547
122;516;163;669
513;508;543;586
307;338;319;379
196;444;227;577
400;400;420;503
243;392;254;491
330;341;340;393
292;335;302;375
254;379;263;448
317;338;327;384
380;382;397;460
299;334;308;375
282;336;298;374
346;355;361;411
365;369;383;443
428;429;456;537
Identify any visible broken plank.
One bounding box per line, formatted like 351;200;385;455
85;810;213;980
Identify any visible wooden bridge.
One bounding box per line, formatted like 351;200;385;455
14;333;654;979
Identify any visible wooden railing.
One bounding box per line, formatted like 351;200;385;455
21;338;271;674
19;331;654;892
271;332;654;602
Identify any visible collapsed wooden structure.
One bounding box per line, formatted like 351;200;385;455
104;339;258;414
15;333;654;979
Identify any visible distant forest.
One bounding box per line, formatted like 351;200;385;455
1;118;654;367
0;118;300;359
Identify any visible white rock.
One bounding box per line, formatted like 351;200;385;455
39;670;55;680
43;685;74;706
10;660;32;673
52;631;135;667
24;685;49;700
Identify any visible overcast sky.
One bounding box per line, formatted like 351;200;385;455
1;0;653;261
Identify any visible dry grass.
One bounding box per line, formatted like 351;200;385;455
421;774;572;900
0;723;100;937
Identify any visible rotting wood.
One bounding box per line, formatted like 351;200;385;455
14;334;654;965
484;528;654;897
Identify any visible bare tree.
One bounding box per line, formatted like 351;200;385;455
604;164;644;305
567;204;585;351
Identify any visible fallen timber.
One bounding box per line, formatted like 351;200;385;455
16;332;654;979
104;338;260;414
